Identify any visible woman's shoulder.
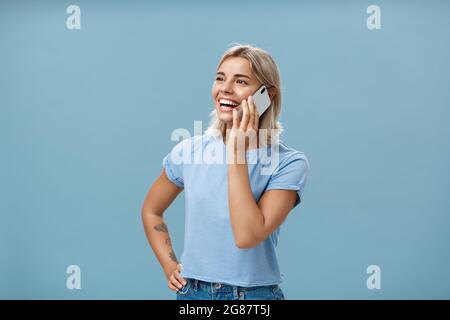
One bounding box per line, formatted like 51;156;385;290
274;140;310;173
277;140;308;161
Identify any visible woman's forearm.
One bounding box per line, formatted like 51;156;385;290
228;162;265;248
141;211;179;278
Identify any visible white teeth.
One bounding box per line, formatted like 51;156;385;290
220;105;234;111
219;98;239;106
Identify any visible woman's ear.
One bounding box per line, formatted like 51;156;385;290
268;87;277;101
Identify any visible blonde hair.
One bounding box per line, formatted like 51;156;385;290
205;43;284;145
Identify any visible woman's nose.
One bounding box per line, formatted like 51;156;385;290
220;81;233;94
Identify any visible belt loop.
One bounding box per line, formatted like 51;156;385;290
194;279;198;292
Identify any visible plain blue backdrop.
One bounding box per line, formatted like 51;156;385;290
1;0;449;299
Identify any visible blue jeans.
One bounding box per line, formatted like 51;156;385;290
176;278;285;300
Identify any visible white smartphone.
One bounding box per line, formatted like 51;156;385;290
237;85;271;119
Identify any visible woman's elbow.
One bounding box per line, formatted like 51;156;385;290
234;236;261;249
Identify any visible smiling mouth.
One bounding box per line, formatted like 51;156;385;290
218;98;240;109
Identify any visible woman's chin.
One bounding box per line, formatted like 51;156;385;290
217;112;233;123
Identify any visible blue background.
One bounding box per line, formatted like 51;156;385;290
1;0;449;299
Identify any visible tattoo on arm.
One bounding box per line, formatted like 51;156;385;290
153;223;168;233
169;250;178;263
153;223;177;262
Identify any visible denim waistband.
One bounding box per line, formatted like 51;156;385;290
187;278;279;294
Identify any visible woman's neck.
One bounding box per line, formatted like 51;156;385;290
222;125;265;150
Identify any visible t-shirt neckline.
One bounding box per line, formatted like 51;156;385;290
214;134;271;153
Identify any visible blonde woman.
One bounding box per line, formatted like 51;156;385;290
142;44;309;300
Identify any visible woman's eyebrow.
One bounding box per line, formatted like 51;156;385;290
216;71;252;79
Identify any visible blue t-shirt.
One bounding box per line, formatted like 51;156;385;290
162;133;309;287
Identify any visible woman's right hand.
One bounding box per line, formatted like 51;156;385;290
166;263;187;292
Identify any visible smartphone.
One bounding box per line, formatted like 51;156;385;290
237;85;271;119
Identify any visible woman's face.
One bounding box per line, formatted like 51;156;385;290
211;57;262;124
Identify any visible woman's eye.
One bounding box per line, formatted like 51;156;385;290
236;79;248;85
216;77;224;81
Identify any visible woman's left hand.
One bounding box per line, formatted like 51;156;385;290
226;95;260;162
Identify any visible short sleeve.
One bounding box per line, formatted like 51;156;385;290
265;151;309;209
162;140;189;189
